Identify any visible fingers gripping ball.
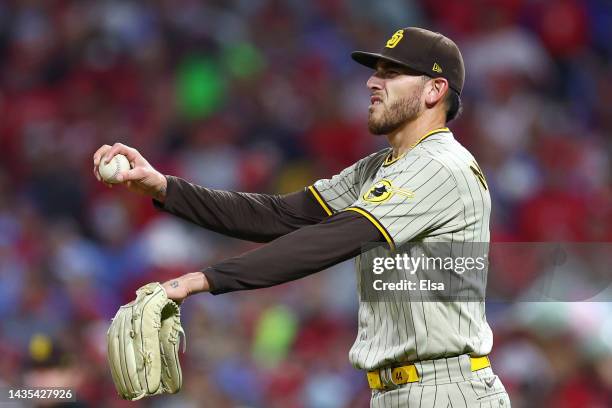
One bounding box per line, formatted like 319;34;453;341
99;154;131;183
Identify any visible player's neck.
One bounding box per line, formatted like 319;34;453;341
386;116;446;159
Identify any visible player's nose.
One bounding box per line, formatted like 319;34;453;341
367;74;384;91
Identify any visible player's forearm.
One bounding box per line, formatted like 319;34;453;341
201;211;383;294
153;176;328;242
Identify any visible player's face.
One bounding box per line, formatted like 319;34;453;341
366;61;427;135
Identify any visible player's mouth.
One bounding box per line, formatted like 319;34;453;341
369;95;383;109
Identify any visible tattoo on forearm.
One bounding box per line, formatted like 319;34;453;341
170;281;179;288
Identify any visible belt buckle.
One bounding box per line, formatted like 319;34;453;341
368;368;400;390
381;367;400;390
368;364;421;390
390;364;419;386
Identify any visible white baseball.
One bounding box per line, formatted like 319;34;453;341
98;154;131;184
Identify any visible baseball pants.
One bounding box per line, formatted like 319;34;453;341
370;355;511;407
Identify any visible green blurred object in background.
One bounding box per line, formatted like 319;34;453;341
176;55;227;119
252;305;298;368
222;42;267;79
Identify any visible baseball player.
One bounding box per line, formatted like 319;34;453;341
94;27;510;407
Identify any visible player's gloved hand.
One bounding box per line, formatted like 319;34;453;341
92;143;167;201
107;282;186;400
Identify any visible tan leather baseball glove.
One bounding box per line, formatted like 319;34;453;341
107;282;185;400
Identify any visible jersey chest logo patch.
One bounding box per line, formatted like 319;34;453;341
362;179;414;203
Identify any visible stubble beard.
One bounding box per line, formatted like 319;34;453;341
368;92;422;135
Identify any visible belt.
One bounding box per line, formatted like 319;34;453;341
366;356;490;390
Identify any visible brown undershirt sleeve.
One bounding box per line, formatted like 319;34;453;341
203;211;384;295
153;176;328;242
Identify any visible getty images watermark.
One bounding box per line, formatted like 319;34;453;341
372;252;488;292
359;242;612;302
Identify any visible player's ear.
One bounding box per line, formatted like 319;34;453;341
424;77;448;108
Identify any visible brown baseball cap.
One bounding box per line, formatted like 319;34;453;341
352;27;465;95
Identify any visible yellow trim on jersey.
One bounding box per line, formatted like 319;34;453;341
344;207;395;251
412;127;450;147
470;161;488;191
383;151;406;166
382;127;450;167
308;185;332;216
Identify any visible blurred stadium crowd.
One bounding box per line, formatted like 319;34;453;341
0;0;611;407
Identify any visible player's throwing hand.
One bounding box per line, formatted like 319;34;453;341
93;142;167;201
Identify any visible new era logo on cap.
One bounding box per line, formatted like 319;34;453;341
351;27;465;94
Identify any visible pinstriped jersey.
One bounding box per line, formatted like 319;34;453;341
311;128;493;370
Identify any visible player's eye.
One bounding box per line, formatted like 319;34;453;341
374;67;402;79
384;70;401;78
